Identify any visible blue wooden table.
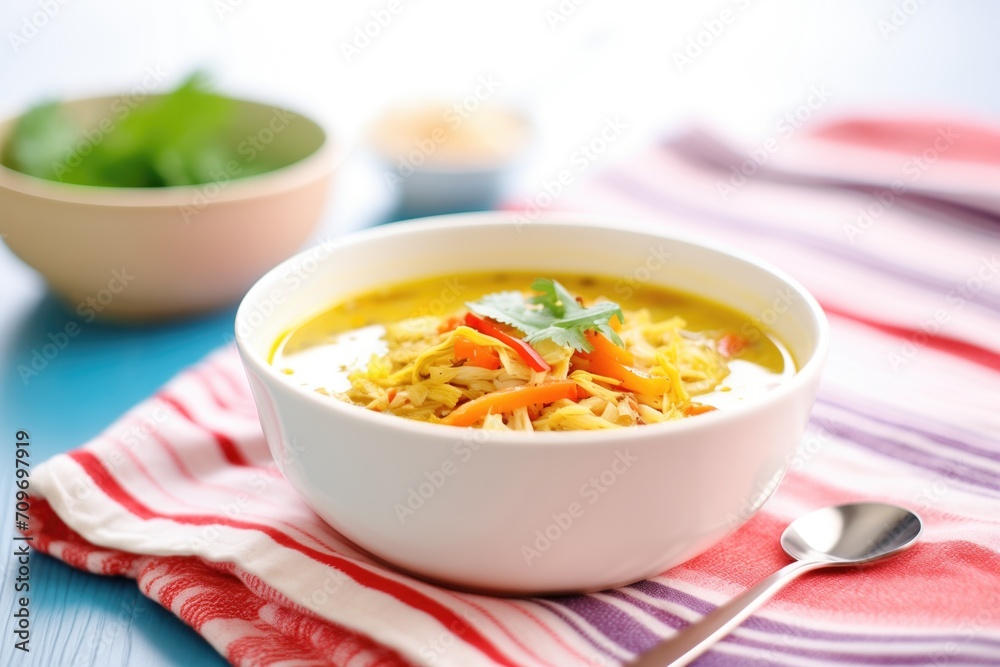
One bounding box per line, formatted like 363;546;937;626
1;245;236;666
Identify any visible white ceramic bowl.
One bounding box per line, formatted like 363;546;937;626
235;213;828;595
0;95;334;321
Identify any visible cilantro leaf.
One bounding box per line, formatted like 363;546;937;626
466;279;625;353
529;277;578;318
462;290;550;333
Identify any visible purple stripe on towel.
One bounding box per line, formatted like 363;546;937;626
528;598;621;661
816;395;1000;464
541;594;660;654
816;394;1000;461
628;580;1000;649
724;632;1000;665
599;171;1000;314
811;413;1000;492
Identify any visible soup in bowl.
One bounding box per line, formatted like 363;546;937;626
235;214;828;594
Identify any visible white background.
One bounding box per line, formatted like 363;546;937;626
3;0;999;201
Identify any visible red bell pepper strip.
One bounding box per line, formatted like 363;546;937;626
464;312;551;372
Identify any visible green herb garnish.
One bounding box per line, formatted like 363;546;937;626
467;278;625;353
1;71;285;188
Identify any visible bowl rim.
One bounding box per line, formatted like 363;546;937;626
235;212;830;447
0;93;336;207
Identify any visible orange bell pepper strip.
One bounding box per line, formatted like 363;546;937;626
579;349;670;396
441;381;578;427
464;312;551;372
584;330;634;365
454;336;502;370
683;403;717;416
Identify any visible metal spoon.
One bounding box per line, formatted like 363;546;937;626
630;502;922;667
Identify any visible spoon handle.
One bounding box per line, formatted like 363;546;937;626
629;559;824;667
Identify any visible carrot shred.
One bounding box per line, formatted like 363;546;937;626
441;381;578;427
438;316;463;334
683;403;717;416
570;354;591;371
454;336;502;370
718;333;748;357
578;349;670;396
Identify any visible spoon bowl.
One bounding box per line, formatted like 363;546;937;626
781;501;923;564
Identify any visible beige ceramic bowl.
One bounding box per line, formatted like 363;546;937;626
0;95;333;321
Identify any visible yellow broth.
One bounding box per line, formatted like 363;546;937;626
271;272;795;414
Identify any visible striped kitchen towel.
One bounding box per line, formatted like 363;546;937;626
25;117;1000;666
